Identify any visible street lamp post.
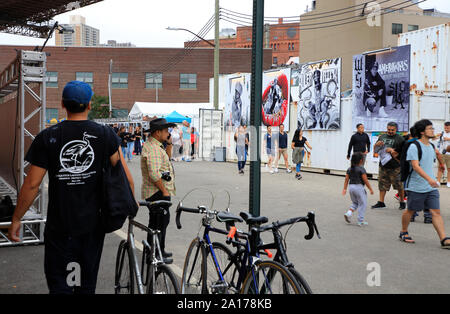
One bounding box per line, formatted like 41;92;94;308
167;19;219;110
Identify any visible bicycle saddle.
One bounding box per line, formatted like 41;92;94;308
239;212;268;225
216;211;243;223
146;200;172;214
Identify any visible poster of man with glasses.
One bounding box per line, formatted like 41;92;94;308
352;45;411;132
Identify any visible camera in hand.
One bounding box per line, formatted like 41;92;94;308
161;171;171;182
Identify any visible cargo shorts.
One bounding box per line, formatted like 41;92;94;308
378;166;402;191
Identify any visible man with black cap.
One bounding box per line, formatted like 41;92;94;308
141;118;176;260
8;81;134;294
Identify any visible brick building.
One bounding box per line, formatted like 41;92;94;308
0;45;272;119
186;19;299;66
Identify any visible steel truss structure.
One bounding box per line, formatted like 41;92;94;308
0;50;47;247
0;0;104;38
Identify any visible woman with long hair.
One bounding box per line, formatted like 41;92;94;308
291;129;312;180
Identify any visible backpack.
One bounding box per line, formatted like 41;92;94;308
400;140;435;185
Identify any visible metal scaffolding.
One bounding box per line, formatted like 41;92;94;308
0;50;47;247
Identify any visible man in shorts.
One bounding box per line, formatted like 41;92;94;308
372;122;405;209
273;124;292;173
399;119;450;249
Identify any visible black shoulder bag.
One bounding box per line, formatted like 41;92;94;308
101;126;138;233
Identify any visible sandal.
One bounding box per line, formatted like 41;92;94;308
440;237;450;250
399;232;415;244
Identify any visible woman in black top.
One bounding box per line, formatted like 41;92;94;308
134;126;142;156
291;129;312;180
118;126;128;157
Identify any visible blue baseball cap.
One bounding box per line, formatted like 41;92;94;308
62;81;94;104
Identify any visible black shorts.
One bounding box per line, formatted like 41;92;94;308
44;228;105;294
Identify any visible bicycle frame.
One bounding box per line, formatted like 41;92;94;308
203;224;262;294
126;217;164;294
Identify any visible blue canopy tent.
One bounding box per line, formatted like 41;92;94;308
164;110;191;123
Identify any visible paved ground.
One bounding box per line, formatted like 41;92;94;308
1;158;449;294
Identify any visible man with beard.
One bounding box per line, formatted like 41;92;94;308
364;62;388;118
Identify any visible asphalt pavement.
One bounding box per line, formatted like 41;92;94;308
1;158;449;294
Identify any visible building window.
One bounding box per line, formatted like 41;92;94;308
112;72;128;89
408;24;419;32
180;73;197;89
145;73;162;89
392;23;403;35
292;43;295;51
46;72;58;88
76;72;93;87
288;43;291;50
46;108;58;121
273;57;278;64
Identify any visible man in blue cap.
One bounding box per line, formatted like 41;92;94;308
8;81;135;294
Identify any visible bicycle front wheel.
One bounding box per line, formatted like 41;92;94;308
115;240;134;294
181;237;207;294
287;266;313;294
147;264;180;294
240;260;302;294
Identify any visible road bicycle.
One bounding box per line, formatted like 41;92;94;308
224;211;321;294
115;200;180;294
175;203;302;294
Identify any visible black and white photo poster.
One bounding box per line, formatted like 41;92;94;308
297;58;341;130
224;74;251;129
352;45;411;132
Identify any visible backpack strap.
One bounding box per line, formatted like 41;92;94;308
405;141;422;189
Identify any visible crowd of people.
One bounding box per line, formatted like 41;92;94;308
5;80;450;295
111;121;200;163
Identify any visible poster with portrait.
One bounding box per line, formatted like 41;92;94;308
297;58;341;130
352;45;410;132
261;68;291;131
224;73;251;129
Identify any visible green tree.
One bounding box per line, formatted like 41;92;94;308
88;94;110;120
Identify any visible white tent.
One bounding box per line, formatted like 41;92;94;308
128;102;214;129
129;102;212;119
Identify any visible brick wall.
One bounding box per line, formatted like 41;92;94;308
0;45;272;118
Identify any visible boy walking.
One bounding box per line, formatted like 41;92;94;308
399;119;450;249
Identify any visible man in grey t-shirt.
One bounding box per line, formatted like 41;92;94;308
400;119;450;249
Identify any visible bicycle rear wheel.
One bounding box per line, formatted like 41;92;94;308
115;240;134;294
287;266;313;294
147;264;180;294
181;237;207;294
240;260;301;294
205;242;240;294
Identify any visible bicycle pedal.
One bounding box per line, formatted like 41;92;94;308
211;280;228;294
163;257;173;264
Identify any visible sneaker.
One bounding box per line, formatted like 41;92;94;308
296;174;303;180
378;106;388;118
447;183;450;188
344;213;351;224
399;202;406;210
286;169;292;173
371;201;386;209
269;169;274;174
274;168;279;173
357;221;369;226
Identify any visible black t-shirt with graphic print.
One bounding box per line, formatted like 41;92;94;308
25;120;121;236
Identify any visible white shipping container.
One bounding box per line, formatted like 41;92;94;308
398;22;450;93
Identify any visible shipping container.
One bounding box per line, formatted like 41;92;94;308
398;22;450;94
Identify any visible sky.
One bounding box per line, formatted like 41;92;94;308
0;0;449;48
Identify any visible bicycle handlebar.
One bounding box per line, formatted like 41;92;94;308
175;202;215;229
256;211;321;240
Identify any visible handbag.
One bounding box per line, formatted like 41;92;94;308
101;126;138;233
